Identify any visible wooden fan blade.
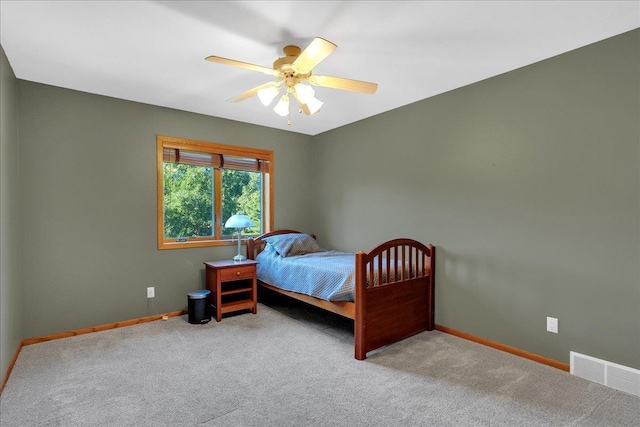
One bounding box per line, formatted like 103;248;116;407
292;93;311;116
227;82;279;103
205;56;278;76
292;37;337;74
309;74;378;95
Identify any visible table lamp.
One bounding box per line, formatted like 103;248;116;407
225;213;254;262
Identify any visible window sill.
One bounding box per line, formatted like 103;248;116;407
158;239;236;250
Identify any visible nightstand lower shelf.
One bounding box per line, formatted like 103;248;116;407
219;299;255;315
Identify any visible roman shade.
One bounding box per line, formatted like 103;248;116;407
163;148;270;173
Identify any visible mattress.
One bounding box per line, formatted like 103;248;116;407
256;245;356;301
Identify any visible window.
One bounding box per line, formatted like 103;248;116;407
157;135;273;250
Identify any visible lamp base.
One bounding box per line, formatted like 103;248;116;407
233;254;246;263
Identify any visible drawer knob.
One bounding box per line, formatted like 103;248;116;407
236;271;241;276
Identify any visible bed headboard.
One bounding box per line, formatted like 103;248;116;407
246;230;317;260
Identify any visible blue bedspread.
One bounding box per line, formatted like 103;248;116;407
256;246;356;302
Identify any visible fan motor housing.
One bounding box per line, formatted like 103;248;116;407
273;45;310;79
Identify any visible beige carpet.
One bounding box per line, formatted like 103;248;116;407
1;298;638;426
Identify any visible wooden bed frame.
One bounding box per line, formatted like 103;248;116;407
246;230;436;360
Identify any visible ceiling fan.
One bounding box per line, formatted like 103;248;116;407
205;37;378;124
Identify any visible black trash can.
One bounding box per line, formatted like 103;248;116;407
187;290;211;324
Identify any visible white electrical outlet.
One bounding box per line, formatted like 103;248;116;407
147;287;155;298
547;316;558;333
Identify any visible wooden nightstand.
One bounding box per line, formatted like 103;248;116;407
204;259;258;322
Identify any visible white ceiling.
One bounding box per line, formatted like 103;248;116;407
1;1;638;136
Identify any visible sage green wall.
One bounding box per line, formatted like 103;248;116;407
311;30;639;369
1;45;22;377
17;82;312;338
8;29;640;372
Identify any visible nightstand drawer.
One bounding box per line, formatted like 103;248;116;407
219;265;255;282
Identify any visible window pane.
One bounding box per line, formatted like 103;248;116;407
163;163;214;239
221;169;262;236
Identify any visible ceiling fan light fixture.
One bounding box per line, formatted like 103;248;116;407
294;82;322;114
306;97;323;115
257;85;280;106
294;83;315;104
273;94;290;117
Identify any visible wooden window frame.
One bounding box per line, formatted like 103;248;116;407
157;135;273;250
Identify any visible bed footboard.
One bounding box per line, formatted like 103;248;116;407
354;239;435;360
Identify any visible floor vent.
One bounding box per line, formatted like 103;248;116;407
570;351;640;397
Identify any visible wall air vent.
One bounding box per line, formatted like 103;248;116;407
570;351;640;397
